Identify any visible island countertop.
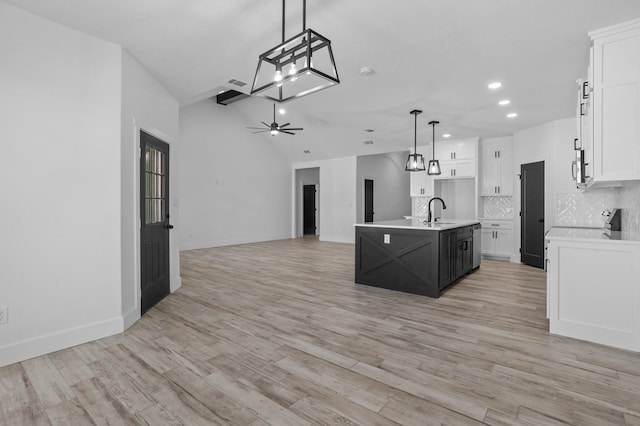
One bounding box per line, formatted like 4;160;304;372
354;218;480;231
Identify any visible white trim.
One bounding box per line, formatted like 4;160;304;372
0;317;123;368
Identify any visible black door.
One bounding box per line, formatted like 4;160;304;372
303;184;316;235
140;131;172;313
364;179;374;223
521;161;545;268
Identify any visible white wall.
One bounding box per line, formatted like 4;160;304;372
120;51;180;328
179;100;292;250
0;4;124;366
294;157;358;244
356;151;411;222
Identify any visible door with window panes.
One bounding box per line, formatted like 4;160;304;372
140;130;172;313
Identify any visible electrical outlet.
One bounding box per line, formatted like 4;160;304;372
0;306;7;325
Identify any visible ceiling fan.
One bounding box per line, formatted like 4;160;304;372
247;104;304;136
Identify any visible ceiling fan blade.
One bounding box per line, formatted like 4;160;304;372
280;130;296;135
279;123;291;128
246;126;268;130
284;127;303;131
261;121;271;128
251;130;271;134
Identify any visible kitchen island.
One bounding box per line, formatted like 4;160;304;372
355;219;480;298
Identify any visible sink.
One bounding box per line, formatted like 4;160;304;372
421;221;455;226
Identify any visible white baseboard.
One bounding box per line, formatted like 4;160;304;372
0;316;123;368
122;308;140;331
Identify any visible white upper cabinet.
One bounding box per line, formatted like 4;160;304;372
590;19;640;182
435;138;477;161
408;146;434;197
433;138;478;179
480;138;513;196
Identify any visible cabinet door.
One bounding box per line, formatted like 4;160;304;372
436;140;475;160
494;230;513;256
592;30;640;181
481;229;495;254
455;236;472;278
497;158;514;195
454;159;476;178
410;171;427;197
480;160;498;195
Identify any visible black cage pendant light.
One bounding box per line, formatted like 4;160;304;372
250;0;340;103
427;120;442;175
405;110;426;172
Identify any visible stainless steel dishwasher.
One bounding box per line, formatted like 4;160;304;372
472;223;481;269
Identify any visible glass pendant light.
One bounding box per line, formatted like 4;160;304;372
405;110;426;172
427;120;441;175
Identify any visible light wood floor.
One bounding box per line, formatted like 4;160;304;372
2;237;640;425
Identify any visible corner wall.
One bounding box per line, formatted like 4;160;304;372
0;3;124;366
120;51;180;328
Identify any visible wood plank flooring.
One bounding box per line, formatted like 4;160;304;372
2;236;640;425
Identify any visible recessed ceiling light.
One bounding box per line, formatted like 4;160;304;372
507;112;518;118
442;134;451;138
359;66;375;76
488;82;502;89
499;99;510;106
279;108;286;115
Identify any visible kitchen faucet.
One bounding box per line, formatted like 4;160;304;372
427;197;447;223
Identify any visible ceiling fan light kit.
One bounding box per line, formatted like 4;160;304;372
405;109;426;172
427;120;442;176
250;0;340;103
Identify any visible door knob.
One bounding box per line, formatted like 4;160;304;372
538;218;544;223
165;224;174;229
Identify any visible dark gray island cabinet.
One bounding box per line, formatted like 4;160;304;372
355;219;480;298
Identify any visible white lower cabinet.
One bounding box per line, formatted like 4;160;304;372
547;237;640;351
409;170;433;197
480;221;513;257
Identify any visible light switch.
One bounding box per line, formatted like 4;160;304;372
384;234;390;244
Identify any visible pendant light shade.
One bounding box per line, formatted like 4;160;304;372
250;0;340;103
427;120;442;176
406;110;426;172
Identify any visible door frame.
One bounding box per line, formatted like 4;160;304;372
520;160;545;268
132;124;178;322
302;184;319;235
362;176;375;223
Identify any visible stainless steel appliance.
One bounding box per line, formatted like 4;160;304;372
472;223;481;269
603;209;622;235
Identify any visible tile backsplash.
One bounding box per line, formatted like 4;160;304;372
412;196;430;217
617;181;640;234
556;190;616;228
482;196;514;219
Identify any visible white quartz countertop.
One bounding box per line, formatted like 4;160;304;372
355;218;480;231
545;226;640;244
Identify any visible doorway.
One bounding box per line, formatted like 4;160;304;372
521;161;545;268
364;178;374;223
303;184;317;235
140;130;172;313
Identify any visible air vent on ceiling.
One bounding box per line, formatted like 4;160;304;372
227;78;248;87
216;89;249;105
363;140;374;145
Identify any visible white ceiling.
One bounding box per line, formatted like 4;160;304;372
5;0;640;162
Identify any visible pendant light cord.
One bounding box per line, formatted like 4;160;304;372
432;122;435;158
282;0;285;43
303;0;306;31
414;112;418;153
